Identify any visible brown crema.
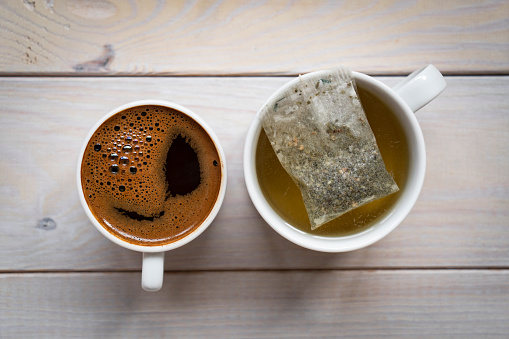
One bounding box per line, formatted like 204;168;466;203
81;105;222;246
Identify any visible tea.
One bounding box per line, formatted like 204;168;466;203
256;87;409;237
260;67;399;229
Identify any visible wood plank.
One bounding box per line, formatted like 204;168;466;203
0;0;508;75
1;271;508;337
0;76;508;270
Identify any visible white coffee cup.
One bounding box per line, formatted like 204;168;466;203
77;100;227;291
244;65;446;252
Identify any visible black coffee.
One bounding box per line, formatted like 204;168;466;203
81;105;222;246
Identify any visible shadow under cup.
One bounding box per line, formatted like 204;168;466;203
244;73;425;252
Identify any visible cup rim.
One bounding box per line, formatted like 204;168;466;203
243;71;426;252
77;100;227;253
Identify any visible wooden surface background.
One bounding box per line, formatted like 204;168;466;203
1;0;508;338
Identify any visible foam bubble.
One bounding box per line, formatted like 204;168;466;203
110;164;119;173
119;156;129;165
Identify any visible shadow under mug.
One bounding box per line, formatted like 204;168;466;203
243;65;446;252
77;100;227;291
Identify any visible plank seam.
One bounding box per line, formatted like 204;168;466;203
1;267;508;274
0;72;508;78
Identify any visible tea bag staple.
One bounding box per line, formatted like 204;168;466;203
261;66;399;229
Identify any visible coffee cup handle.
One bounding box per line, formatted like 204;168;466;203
392;64;447;113
142;252;165;291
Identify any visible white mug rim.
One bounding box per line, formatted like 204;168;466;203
77;100;227;253
243;71;426;252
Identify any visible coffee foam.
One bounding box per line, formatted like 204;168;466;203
81;105;222;246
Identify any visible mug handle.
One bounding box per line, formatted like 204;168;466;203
392;64;447;113
142;252;165;291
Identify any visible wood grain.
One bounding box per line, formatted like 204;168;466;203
0;0;508;75
0;76;507;271
1;271;509;338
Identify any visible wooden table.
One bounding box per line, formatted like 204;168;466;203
1;1;508;337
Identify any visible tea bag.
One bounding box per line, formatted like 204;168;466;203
261;66;399;229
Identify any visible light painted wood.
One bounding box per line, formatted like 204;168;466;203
1;270;508;337
1;1;506;335
0;76;507;270
0;0;508;75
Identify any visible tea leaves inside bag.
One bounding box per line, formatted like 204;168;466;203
261;66;399;230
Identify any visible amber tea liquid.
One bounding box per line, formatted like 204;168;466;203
256;87;410;237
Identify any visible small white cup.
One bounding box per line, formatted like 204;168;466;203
77;100;227;291
244;65;446;252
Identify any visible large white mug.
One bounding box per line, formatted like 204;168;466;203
244;65;446;252
77;100;227;291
